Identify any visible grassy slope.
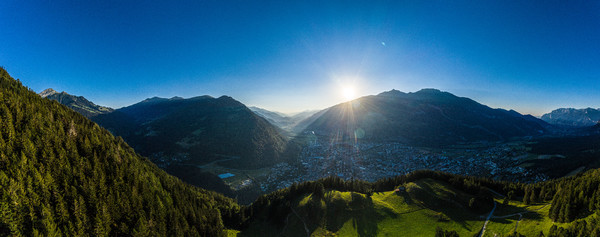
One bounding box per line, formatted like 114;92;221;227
239;178;562;236
485;201;599;236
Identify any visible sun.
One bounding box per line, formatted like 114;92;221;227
342;86;356;101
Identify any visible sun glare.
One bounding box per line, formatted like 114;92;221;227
342;86;356;101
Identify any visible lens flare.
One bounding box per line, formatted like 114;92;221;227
342;86;356;101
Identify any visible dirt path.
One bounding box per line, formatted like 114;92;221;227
514;213;523;232
478;201;497;237
492;203;550;218
490;203;550;233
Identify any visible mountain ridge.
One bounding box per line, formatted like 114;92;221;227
541;107;600;127
38;88;114;118
90;94;289;203
302;89;547;146
249;106;319;134
92;95;288;168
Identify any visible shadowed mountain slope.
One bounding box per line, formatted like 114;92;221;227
249;106;319;134
304;89;547;146
92;95;288;169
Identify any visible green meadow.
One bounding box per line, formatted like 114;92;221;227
238;178;559;236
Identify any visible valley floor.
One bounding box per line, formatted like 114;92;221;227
200;139;553;198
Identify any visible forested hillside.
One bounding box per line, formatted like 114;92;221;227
0;68;243;236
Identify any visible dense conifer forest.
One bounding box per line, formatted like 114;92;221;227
0;68;243;236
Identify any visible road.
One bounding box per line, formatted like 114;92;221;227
491;203;550;233
196;155;240;168
479;201;497;237
493;203;549;218
514;213;523;232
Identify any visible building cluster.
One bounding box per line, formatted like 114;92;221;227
256;139;549;192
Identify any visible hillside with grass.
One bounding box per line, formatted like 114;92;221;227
238;170;600;236
242;179;488;236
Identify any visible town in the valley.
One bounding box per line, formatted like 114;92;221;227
211;134;552;193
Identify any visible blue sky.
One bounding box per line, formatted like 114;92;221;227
1;1;599;115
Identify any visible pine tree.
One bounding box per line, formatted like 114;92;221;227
523;187;531;204
529;188;537;204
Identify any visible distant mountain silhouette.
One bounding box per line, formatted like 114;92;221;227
249;106;318;133
541;108;600;127
39;88;113;118
303;89;547;146
92;95;288;169
249;106;294;130
291;108;329;134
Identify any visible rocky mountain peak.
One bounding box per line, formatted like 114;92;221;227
377;89;406;97
39;88;59;98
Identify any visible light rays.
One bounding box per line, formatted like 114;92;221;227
342;86;356;101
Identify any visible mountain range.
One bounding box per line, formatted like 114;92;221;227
41;87;563;163
37;87;556;192
541;107;600;127
38;90;290;202
40;87;554;149
91;95;288;169
248;106;318;134
303;89;547;146
37;90;290;170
